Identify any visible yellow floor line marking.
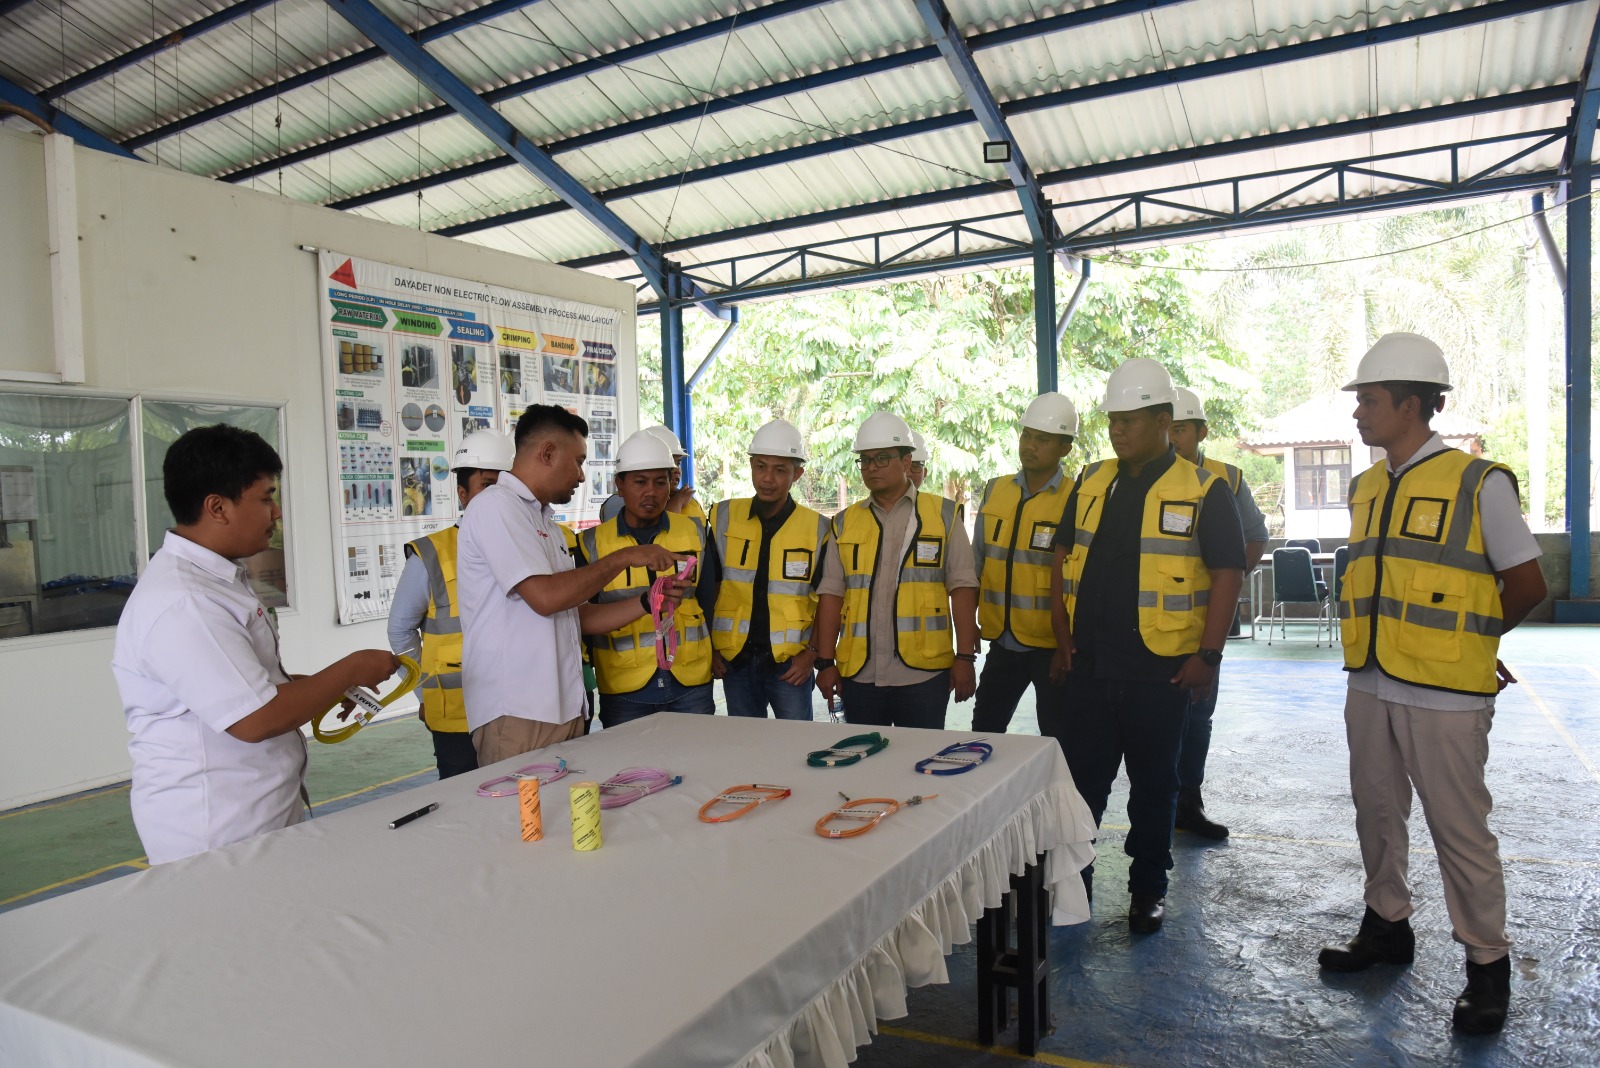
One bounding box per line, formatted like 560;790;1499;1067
1;857;148;907
313;767;433;808
1519;676;1600;787
879;1025;1121;1068
0;784;131;822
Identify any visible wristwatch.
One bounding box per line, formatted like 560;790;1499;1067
1196;647;1224;667
813;657;836;670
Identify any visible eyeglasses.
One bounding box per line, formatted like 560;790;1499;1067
855;452;903;469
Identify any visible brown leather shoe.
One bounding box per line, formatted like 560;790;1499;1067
1128;894;1165;934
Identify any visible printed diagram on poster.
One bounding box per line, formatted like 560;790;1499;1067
318;252;631;625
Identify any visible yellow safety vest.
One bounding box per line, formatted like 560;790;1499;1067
974;470;1075;648
708;498;830;662
1339;449;1510;694
833;491;958;677
579;512;710;694
1062;457;1217;657
1199;456;1243;495
403;528;466;733
680;497;707;528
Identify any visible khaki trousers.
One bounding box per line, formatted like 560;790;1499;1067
1344;687;1509;963
472;715;584;767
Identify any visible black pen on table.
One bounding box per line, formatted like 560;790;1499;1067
389;802;439;829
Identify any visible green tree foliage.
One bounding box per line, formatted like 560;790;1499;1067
638;250;1249;510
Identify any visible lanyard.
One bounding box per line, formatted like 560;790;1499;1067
806;732;889;767
312;656;422;744
698;784;791;823
599;767;683;809
476;758;575;798
815;792;937;838
915;739;993;775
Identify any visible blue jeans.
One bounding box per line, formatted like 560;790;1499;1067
722;657;815;720
1177;664;1220;792
598;671;715;729
1048;669;1191;897
840;672;949;730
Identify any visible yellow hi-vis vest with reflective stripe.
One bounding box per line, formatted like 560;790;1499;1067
1062;457;1217;657
403;528;466;733
833;491;958;678
579;512;710;694
708;498;830;663
1339;449;1510;695
1199;456;1242;495
974;470;1074;648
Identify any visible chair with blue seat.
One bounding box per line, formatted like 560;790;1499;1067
1267;546;1330;646
1285;538;1322;553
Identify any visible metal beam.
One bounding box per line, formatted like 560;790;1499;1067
0;75;139;159
1033;244;1057;392
323;0;724;319
41;0;277;102
207;0;835;177
661;283;689;481
426;0;1576;243
914;0;1052;243
1555;7;1600;617
223;0;1190;196
0;0;38;19
560;85;1574;271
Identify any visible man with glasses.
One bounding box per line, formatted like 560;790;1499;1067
811;412;979;728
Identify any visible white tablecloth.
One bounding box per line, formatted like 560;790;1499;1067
0;714;1095;1068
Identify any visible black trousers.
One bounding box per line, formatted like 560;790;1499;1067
430;729;479;780
841;671;950;730
971;644;1065;733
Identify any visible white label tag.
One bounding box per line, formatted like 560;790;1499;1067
784;558;808;578
1160;507;1194;535
916;540;939;563
1031;527;1055;549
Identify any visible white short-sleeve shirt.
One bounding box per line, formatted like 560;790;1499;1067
112;531;302;864
456;471;586;730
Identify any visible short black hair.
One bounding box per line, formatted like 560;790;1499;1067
455;467;483;487
164;424;283;525
1377;381;1445;423
514;404;588;449
1137;403;1175;419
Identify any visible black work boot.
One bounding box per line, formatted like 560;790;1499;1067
1453;955;1510;1035
1174;789;1229;840
1317;907;1415;972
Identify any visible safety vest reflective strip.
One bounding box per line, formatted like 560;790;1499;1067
579;512;710;694
708;499;829;661
833;491;958;677
1061;458;1216;657
974;470;1074;648
405;529;466;733
1200;456;1242;495
1338;449;1509;695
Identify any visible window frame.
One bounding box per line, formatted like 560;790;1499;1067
1293;446;1352;511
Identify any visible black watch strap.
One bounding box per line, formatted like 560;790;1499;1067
813;657;836;670
1197;648;1224;667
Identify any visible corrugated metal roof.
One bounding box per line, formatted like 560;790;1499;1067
1244;392;1484;447
1;0;1593;304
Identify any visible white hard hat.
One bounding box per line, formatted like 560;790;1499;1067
852;411;914;452
1342;332;1453;391
451;429;514;472
909;430;930;464
1172;386;1207;423
748;418;807;462
643;424;688;459
615;430;678;474
1101;358;1176;412
1022;392;1080;437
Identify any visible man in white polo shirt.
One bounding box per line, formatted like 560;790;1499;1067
458;405;690;765
113;425;399;864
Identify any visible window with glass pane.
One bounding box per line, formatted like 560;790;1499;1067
142;401;288;609
1294;447;1351;510
0;393;137;638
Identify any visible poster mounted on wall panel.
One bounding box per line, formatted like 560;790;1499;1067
318;252;631;625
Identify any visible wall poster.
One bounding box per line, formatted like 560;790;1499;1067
318;252;630;625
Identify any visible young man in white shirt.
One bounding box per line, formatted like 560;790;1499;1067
113;425;399;865
457;406;690;765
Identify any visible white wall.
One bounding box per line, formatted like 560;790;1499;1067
0;127;636;808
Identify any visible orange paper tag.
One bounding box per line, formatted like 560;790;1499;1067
519;778;543;843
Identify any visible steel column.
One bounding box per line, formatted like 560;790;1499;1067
661;284;689;483
1033;245;1057;393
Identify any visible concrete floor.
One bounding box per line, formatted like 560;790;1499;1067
2;624;1596;1067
